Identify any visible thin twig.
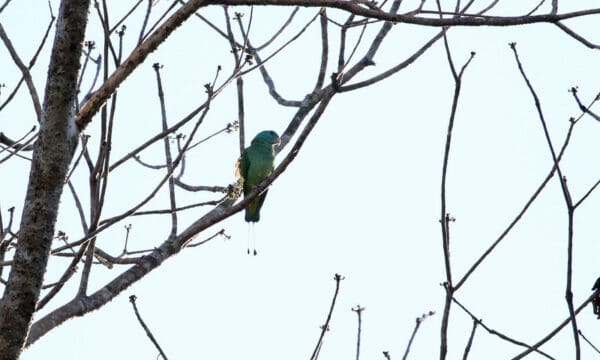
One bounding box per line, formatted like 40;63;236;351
510;42;580;360
309;274;344;360
183;228;230;248
511;289;598;359
452;297;555;359
129;295;169;360
0;23;42;121
462;320;477;360
138;0;153;45
578;330;600;354
153;63;178;237
437;17;476;358
211;1;600;28
133;155;167;169
109;0;144;33
53;94;215;254
555;22;600;49
0;0;11;13
570;87;600;121
36;243;87;311
402;311;435;360
0;4;54;113
352;305;365;360
313;8;328;91
173;179;227;193
455;119;576;290
0;127;37;164
130;199;223;217
140;0;179;45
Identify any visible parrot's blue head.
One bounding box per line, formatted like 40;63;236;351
252;130;280;146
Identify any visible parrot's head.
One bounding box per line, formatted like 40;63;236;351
252;130;280;147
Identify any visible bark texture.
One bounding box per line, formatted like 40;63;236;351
0;1;90;359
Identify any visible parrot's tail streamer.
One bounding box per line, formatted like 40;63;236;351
252;223;257;256
247;223;257;256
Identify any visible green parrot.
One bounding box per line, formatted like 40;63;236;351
236;130;280;223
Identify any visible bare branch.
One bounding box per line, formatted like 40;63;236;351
0;127;37;164
184;228;230;248
212;0;600;27
30;83;336;345
309;274;344;360
453;297;555;359
130;199;223;217
570;87;600;121
455;120;575;290
76;0;211;130
555;22;600;49
0;6;54;113
153;63;178;237
138;0;154;45
352;305;365;360
0;24;42;121
109;0;145;33
526;0;547;16
337;31;444;92
462;320;477;360
129;295;169;360
402;311;435;360
36;243;87;311
0;0;12;13
173;179;228;193
313;8;329;91
510;42;579;359
579;330;600;355
438;25;475;358
511;289;599;359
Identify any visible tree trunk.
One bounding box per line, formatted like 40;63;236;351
0;1;90;359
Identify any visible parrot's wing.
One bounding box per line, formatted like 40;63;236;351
235;150;250;180
256;189;269;212
234;157;242;178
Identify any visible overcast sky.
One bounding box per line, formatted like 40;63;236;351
2;1;600;359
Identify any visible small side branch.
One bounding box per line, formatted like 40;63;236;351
309;273;344;360
578;330;600;354
0;23;42;121
437;21;475;358
402;311;435;360
511;288;599;359
555;22;600;49
452;297;555;359
462;319;477;360
510;42;579;359
313;8;328;91
570;87;600;121
352;305;365;360
153;63;178;237
129;295;169;360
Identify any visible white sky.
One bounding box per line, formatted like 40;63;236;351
2;1;600;359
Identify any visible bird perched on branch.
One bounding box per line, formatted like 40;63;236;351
236;130;280;255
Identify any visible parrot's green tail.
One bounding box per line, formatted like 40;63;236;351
245;198;261;222
244;210;260;222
